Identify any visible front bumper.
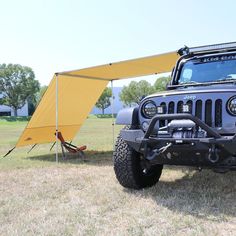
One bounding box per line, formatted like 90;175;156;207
121;114;236;169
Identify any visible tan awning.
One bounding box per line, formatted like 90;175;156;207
16;51;179;147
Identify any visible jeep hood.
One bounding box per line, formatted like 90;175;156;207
146;84;236;99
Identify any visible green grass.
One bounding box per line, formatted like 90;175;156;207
0;116;121;169
0;117;235;235
0;116;30;122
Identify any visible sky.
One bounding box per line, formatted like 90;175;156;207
1;0;236;87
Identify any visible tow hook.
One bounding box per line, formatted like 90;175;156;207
146;143;172;161
197;167;203;172
208;145;220;163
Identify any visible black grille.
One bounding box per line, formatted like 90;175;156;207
215;99;222;127
158;98;223;128
177;101;183;113
205;100;212;127
168;102;175;123
159;102;166;127
186;100;193;113
195;100;202;119
168;102;175;114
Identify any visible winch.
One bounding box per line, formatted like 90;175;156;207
167;119;206;139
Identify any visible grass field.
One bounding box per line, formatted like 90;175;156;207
0;117;235;236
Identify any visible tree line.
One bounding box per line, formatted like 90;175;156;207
0;63;171;116
95;76;171;114
0;64;50;116
0;64;40;116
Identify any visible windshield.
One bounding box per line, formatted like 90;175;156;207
178;55;236;85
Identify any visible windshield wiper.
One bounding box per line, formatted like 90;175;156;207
179;81;203;86
169;80;235;89
216;75;236;82
180;81;200;84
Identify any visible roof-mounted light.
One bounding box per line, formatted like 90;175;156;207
178;42;236;56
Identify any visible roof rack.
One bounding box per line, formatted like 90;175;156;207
178;41;236;56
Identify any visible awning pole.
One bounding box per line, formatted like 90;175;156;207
111;80;115;150
27;144;37;154
55;73;59;163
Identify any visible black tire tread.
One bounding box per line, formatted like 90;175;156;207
113;127;163;189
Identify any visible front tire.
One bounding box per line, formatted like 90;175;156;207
113;128;163;189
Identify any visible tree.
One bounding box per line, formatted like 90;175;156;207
154;76;171;92
119;80;155;106
0;64;40;116
95;87;112;114
28;85;48;116
36;85;48;105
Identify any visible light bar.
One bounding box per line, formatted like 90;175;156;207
178;42;236;56
190;41;236;53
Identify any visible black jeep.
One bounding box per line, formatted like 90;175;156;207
113;42;236;189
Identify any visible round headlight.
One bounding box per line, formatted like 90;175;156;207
227;96;236;116
142;101;157;118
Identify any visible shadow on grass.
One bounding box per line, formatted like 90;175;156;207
27;151;236;219
125;168;236;220
27;150;113;167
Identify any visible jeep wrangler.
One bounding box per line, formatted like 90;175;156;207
113;42;236;189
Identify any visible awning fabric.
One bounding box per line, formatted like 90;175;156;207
16;51;179;147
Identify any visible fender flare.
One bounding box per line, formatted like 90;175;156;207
116;107;139;126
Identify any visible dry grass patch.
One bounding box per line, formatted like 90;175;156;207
0;117;235;235
0;158;235;236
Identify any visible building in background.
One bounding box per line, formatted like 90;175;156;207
0;87;123;116
0;93;28;116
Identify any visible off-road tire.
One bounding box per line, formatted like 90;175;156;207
113;127;163;189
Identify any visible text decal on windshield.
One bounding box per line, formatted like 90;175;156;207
202;54;236;63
